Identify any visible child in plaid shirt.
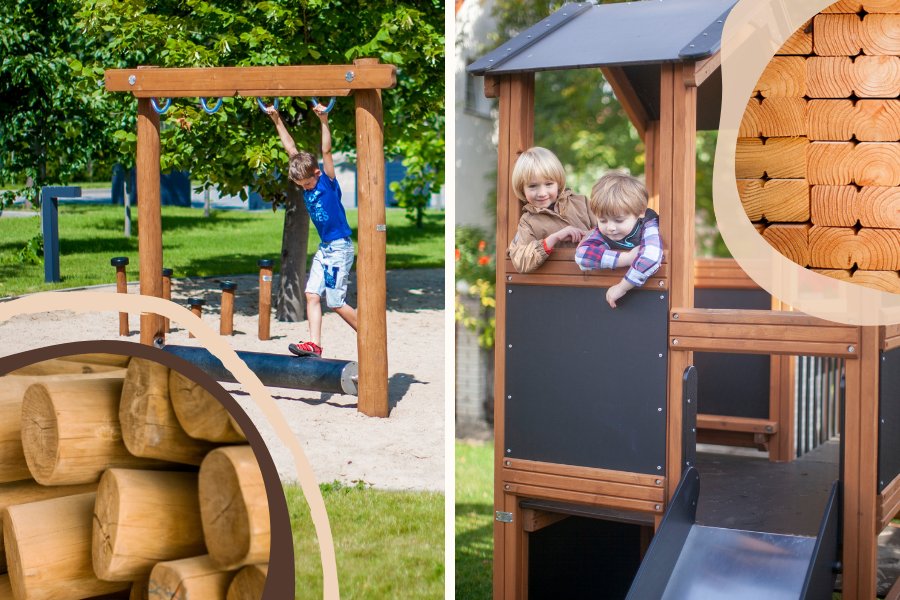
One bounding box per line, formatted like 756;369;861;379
575;171;663;308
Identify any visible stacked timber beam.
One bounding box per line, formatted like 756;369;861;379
737;1;900;294
0;354;270;600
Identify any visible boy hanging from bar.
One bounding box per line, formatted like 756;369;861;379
267;103;357;357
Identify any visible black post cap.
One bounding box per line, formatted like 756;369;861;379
110;257;129;267
220;280;237;291
187;298;205;307
162;267;173;277
257;259;274;268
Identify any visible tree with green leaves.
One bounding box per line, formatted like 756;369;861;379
2;0;444;318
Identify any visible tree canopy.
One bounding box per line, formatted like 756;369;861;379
2;0;444;217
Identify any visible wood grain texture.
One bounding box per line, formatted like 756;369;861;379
762;224;811;266
813;268;900;293
4;493;131;600
813;13;900;55
147;555;234;600
809;226;900;269
120;358;216;465
740;98;807;137
93;469;206;581
168;370;245;443
807;99;900;141
199;446;269;569
822;0;900;13
807;56;900;97
754;56;806;97
811;185;900;227
737;179;809;222
225;564;266;600
807;141;900;186
735;137;808;179
777;20;813;55
20;378;166;485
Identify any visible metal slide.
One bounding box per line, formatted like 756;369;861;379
626;467;840;600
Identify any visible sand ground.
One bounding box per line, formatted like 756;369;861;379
0;268;445;491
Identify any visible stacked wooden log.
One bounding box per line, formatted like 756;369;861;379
737;0;900;294
0;354;270;600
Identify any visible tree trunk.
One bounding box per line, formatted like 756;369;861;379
276;187;309;322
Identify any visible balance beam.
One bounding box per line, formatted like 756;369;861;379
162;345;358;396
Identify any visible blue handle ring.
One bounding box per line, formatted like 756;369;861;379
310;97;336;113
199;97;223;114
150;98;172;114
256;97;279;113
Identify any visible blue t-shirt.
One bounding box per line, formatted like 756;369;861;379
304;171;352;243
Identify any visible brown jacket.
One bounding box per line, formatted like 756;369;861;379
507;188;596;273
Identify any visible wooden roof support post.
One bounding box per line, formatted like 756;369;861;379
136;97;164;345
353;59;389;418
493;72;535;600
660;62;697;502
842;325;881;600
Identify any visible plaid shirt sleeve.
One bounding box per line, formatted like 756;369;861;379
575;229;619;271
624;216;663;287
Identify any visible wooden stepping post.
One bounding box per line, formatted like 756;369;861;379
111;257;130;336
187;298;204;339
219;281;236;336
161;267;173;334
257;259;273;341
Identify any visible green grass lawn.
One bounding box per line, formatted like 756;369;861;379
456;440;494;599
286;481;444;598
0;205;444;298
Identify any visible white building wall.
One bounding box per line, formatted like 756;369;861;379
455;0;498;230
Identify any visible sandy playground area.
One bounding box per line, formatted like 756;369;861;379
0;269;445;492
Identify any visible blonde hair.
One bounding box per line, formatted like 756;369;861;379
589;171;648;218
510;147;566;202
289;151;318;182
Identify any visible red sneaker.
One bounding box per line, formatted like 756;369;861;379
288;341;323;357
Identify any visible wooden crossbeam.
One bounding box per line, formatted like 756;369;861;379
668;308;860;357
105;64;397;97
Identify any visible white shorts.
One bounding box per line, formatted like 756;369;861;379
305;237;355;308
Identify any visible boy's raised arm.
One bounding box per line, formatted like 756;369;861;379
266;107;299;158
315;104;336;180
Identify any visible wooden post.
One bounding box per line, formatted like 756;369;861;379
4;492;131;600
661;62;697;501
92;469;205;581
111;257;130;336
257;259;273;341
20;378;165;485
161;267;173;334
187;298;204;339
842;326;881;600
219;281;236;336
136;96;163;346
493;72;535;600
119;358;216;465
353;58;389;418
226;564;267;600
199;446;269;569
148;556;234;600
168;370;245;443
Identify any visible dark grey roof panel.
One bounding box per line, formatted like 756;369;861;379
468;0;738;76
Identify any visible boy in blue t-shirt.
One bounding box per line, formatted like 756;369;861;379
267;103;357;357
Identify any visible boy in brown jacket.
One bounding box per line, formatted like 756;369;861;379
507;147;596;273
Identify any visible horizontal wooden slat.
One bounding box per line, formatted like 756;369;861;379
808;100;900;142
808;142;900;186
503;458;665;488
809;226;900;270
811;185;900;228
884;324;900;350
694;258;760;290
740;98;807;138
505;470;665;502
737;179;809;222
697;414;778;434
807;56;900;98
520;508;568;533
813;269;900;294
697;429;770;450
504;258;668;289
505;483;664;514
879;473;900;531
105;65;397;96
735;137;807;179
813;13;900;56
669;308;860;357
